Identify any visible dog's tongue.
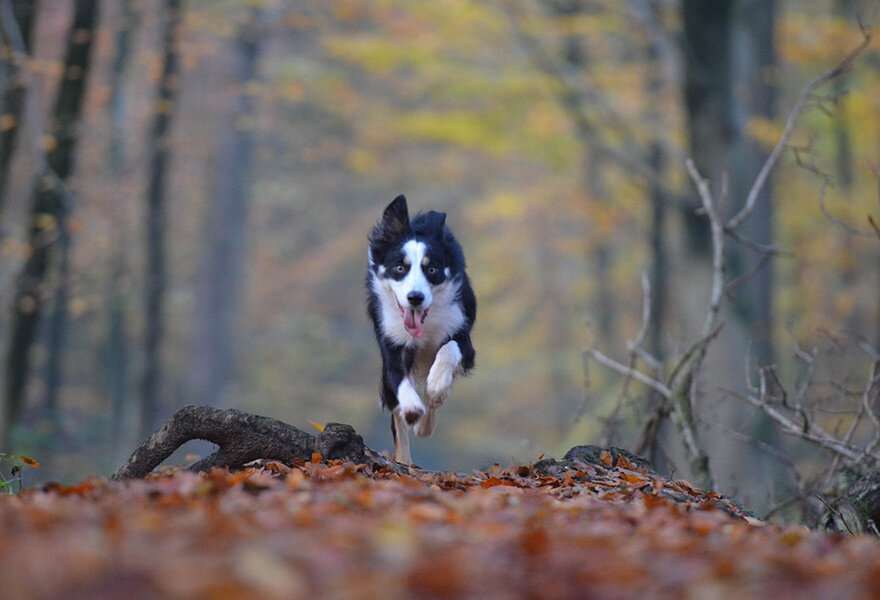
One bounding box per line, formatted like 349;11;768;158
404;308;423;337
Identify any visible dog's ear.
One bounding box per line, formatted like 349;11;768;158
382;194;411;235
422;210;446;235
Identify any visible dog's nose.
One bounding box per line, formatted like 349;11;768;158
407;291;424;307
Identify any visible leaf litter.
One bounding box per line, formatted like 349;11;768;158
1;457;879;599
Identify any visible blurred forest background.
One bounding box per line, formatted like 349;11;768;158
1;0;880;521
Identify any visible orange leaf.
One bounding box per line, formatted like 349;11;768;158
621;471;647;486
480;476;505;489
616;455;636;471
17;455;40;468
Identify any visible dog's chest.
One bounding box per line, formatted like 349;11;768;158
410;343;440;383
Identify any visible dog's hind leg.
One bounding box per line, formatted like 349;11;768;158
392;411;413;464
415;404;439;437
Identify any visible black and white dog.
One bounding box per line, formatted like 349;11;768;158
367;195;476;464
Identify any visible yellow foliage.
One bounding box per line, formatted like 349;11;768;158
392;110;513;156
746;117;783;151
347;148;377;174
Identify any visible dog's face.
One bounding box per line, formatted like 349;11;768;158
369;195;452;338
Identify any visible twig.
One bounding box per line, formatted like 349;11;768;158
726;27;873;231
859;362;880;459
733;389;864;462
499;0;686;206
685;160;724;338
626;271;662;371
869;215;880;240
585;349;671;398
818;180;877;237
725;252;773;299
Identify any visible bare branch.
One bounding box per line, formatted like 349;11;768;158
727;27;873;231
626;272;662;371
585;349;671;398
869;215;880;241
685;159;724;338
818;180;878;237
498;0;687;206
860;362;880;459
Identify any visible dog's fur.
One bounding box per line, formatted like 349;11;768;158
366;195;476;464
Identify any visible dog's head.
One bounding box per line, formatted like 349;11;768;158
368;195;454;338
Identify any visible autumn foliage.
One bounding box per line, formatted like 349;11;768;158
2;455;880;599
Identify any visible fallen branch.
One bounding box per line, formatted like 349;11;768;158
114;405;398;479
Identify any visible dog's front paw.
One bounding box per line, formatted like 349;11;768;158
397;378;426;426
402;406;425;425
427;341;462;400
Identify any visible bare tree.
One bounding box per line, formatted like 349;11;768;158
105;0;139;447
188;7;263;409
0;0;37;217
142;0;182;439
589;25;872;491
1;0;100;450
729;0;778;366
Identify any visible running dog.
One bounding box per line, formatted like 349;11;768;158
366;195;476;464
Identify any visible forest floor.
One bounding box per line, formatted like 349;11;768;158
1;454;879;599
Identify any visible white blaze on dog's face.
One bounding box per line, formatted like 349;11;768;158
369;196;460;342
379;240;449;338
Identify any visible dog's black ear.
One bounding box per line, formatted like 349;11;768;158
382;194;411;235
422;210;446;235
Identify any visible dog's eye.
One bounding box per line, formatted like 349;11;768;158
394;265;406;274
427;267;438;275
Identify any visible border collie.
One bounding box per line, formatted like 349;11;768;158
367;195;476;465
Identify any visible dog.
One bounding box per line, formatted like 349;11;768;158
366;195;476;465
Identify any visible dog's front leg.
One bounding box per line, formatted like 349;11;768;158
418;341;463;438
381;346;426;464
392;379;424;463
426;340;462;402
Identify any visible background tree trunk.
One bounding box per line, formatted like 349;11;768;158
635;0;670;366
105;0;138;449
142;0;181;439
729;0;783;502
187;8;262;410
679;0;765;501
43;199;71;421
681;0;735;252
0;0;38;218
1;0;99;450
556;0;615;342
730;0;778;367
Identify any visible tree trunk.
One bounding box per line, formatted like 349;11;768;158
0;0;38;217
188;8;261;409
642;0;668;363
544;0;616;342
681;0;735;253
105;0;138;448
830;0;859;332
729;0;777;367
43;203;71;419
679;0;758;495
142;0;182;439
832;0;854;191
1;0;99;450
